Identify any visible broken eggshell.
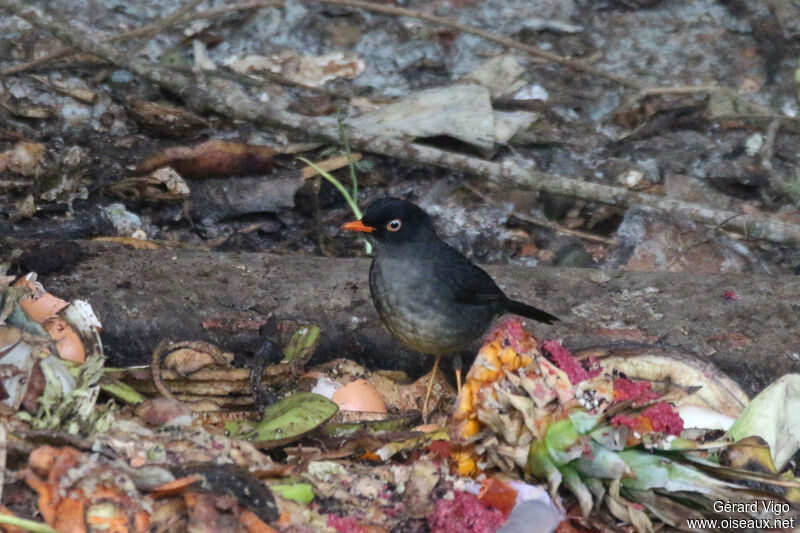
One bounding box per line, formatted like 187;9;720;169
40;300;103;364
42;316;85;363
11;275;102;364
330;378;387;414
0;327;40;409
311;373;389;414
14;273;69;323
310;376;343;398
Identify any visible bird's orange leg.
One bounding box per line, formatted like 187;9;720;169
422;354;441;419
453;353;463;396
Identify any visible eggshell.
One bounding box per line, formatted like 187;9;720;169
331;378;387;413
43;317;85;363
311;377;343;399
14;274;68;324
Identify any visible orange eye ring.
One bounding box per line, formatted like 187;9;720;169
386;219;402;232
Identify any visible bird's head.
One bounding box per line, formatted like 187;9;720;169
341;197;437;247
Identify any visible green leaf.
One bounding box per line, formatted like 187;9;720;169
98;377;144;404
568;410;600;433
618;449;733;495
321;411;419;438
590;424;627;451
545;418;583;464
562;465;593;518
246;392;338;442
730;373;800;470
271;481;315;504
527;439;562;495
282;325;320;362
574;441;631;479
225;421;242;436
545;418;579;450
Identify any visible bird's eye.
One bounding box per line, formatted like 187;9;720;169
386;219;402;232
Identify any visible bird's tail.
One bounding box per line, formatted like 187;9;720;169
505;299;560;324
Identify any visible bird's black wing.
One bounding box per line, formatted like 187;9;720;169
430;242;506;306
431;241;560;324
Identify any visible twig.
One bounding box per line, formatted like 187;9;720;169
464;182;618;245
119;0;283;39
170;65;350;99
1;1;284;75
300;0;642;89
639;85;721;96
5;0;800;246
126;0;206;56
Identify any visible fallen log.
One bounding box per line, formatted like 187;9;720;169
36;241;800;396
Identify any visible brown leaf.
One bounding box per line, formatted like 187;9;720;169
135;140;274;179
107;167;191;202
162;341;234;377
0;142;45;176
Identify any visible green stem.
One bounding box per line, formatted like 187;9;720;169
337;116;358;200
100;378;145;404
0;514;57;533
298;157;362;218
298;156;371;255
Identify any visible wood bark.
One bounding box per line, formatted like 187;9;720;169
39;242;800;397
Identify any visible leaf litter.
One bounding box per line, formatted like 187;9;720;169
2;273;800;532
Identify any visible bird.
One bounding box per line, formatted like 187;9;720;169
342;197;559;416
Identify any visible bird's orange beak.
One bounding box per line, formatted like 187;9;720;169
341;220;374;233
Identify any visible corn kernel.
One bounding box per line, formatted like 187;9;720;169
499;346;517;367
458;390;472;415
461;418;481;438
472;367;500;382
455;452;477;476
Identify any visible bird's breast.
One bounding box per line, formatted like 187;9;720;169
369;254;495;356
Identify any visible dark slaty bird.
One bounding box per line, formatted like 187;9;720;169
342;198;559;415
